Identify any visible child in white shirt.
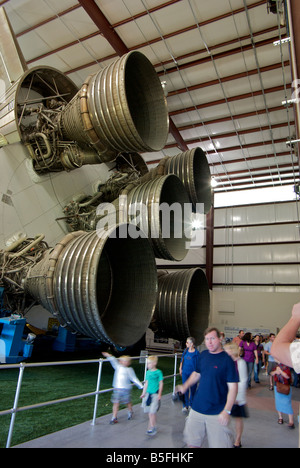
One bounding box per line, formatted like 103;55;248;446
102;352;143;424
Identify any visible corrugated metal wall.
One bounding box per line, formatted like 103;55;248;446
213;200;300;291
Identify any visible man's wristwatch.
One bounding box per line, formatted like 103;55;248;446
225;410;231;415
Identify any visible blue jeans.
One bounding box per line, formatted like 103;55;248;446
182;373;197;408
246;361;254;387
254;359;262;382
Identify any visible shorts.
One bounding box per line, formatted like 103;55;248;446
267;361;277;375
231;404;249;418
183;409;234;448
111;388;131;405
142;392;160;414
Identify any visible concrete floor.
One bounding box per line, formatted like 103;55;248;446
14;373;300;449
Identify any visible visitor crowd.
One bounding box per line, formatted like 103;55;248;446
102;303;300;448
175;322;299;448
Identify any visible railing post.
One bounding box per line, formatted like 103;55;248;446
143;356;148;382
6;362;25;448
0;352;181;446
91;358;103;426
173;353;178;395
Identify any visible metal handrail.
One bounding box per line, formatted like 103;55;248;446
0;352;181;448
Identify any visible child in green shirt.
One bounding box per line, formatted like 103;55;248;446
141;355;164;436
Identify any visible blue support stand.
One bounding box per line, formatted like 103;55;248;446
0;316;34;364
52;326;76;352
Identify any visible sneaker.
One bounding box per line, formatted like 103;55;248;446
128;411;133;420
182;407;188;413
109;417;118;424
146;427;157;436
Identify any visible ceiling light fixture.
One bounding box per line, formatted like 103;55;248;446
211;177;218;187
286;138;300;148
287;139;300;144
273;37;291;46
282;98;297;105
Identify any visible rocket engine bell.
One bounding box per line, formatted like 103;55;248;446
0;6;169;174
58;51;169;160
152;268;210;345
0;51;169;174
1;226;158;348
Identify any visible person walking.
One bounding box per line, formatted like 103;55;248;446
239;333;258;388
177;327;238;448
232;330;245;346
140;355;164;436
224;342;249;448
179;337;200;413
253;335;264;383
102;352;144;424
264;333;277;390
270;362;294;429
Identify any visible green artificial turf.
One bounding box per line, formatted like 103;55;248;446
0;351;180;448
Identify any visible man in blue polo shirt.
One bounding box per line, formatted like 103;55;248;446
177;327;238;448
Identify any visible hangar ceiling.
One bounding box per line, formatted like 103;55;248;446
0;0;298;194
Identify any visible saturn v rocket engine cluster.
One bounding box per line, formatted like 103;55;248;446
0;7;211;349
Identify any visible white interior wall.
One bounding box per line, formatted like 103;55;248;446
213;200;300;289
0;143;113;248
209;198;300;336
210;289;300;338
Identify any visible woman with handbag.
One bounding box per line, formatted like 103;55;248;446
270;362;295;428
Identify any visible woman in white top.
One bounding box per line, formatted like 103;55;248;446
224;342;249;448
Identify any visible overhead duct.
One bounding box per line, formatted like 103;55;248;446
22;225;158;348
103;174;192;261
151;268;210;345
